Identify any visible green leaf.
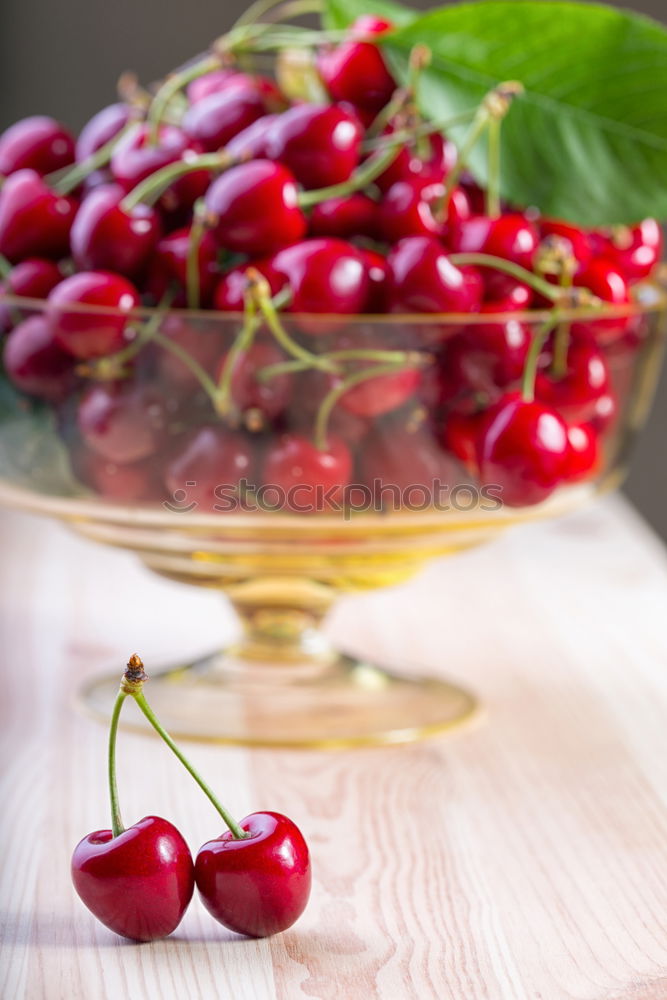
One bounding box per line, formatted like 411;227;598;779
382;1;667;225
323;0;415;32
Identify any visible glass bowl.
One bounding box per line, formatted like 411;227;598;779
0;281;665;747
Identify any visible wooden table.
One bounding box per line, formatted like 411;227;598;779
1;497;666;1000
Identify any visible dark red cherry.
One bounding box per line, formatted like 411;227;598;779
535;340;610;422
377;179;444;242
360;248;388;312
225;113;280;160
164;425;254;512
607;219;663;282
71;816;194;942
451;213;540;299
571;259;631;343
110;123;189;192
309;193;377;239
480;280;533;312
3;315;77;401
476;394;571;507
386;236;483;315
566;423;600;482
76;104;132;162
318;21;396;114
195;812;311;938
375;130;458;193
270;238;369;325
446;318;531;394
48;271;139;359
0;116;75;176
362;419;459;509
442;410;484;473
262;433;352;512
78;381;167;463
205;160;306;255
72;447;164;503
0;257;62;331
0;169;76;262
265;104;362;189
152;226;219;306
217;339;293;422
70;184;161;277
538;219;592;269
213;262;281;312
182;85;267;153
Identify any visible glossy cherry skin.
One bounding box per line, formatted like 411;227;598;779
535;340;610;422
225;113;280;160
195;812;311;937
476;394;571;507
571;258;631;343
77;381;167;463
213;262;281;312
187;71;284;109
378;179;443;242
205;160;306;255
0;169;77;262
375;131;458;193
70;184;161;278
182;85;266;152
48;271;139;359
110;123;189;192
216;339;294;422
187;69;237;104
538;219;592;269
360;248;388;312
165;425;255;512
265;104;362;189
386;236;483;315
0;116;75;176
446;318;531;395
3;315;78;401
442;410;484;473
451;213;540;299
607;219;663;282
566;423;600;482
71;816;194;942
270;238;369;326
262;434;352;512
151;226;219;306
76;103;132;162
0;257;62;332
318;20;396;114
480;280;533;312
309;193;377;240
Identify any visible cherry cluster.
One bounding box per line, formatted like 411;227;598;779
0;13;662;510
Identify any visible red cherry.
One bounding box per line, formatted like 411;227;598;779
589;390;618;433
155;314;226;391
607;219;663;282
182;85;267;153
0;116;74;176
71;816;194;941
262;433;352;511
359;248;388;312
3;315;77;401
451;213;540;299
377;179;443;242
213;262;280;312
318;27;396;114
70;184;161;278
186;69;238;104
572;259;631;343
78;381;167;463
442;410;484;473
476;394;571;507
0;169;76;262
333;334;421;417
188;71;284;109
164;425;254;512
0;257;62;332
217;339;293;421
288;368;369;445
270;238;369;319
195;812;311;937
265;104;362;189
480;280;533;312
362;420;459;508
225;113;280;160
309;193;377;240
205;160;306;255
151;226;219;306
535;340;610;422
110;123;189;192
446;318;531;394
538;219;592;269
374;131;458;193
48;271;139;359
350;14;394;34
386;236;483;315
566;423;600;482
72;447;164;503
76;103;132;162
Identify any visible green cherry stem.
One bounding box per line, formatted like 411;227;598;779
298;133;403;208
186;200;208;310
257;347;425;381
147;54;222;144
121;656;248;840
448;253;564;302
214;289;261;417
77;293;173;380
108;689;128;838
151;327;221;401
521;317;559;402
121;151;240;211
53;120;138;196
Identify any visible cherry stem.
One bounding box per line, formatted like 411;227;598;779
485;117;501;218
78;293;173;379
448;252;562;301
108;690;127;838
53;120;137;195
257;347;423;381
186;201;208;310
0;253;12;279
121;151;239;211
521;317;558;402
147;54;222;144
151;327;221;401
249;272;338;372
361;110;478;153
298;135;403;209
214;288;261;417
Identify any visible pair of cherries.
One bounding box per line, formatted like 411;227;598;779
71;655;310;941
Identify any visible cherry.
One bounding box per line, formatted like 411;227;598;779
270;239;369;323
480;280;533;312
377;179;443;242
205;160;306;255
164;425;254;512
77;381;167;463
535;340;610;422
0;169;77;262
110;123;189;192
334;341;422;418
225;113;280;160
288;369;369;445
72;816;194;941
195;812;311;937
187;71;284;109
451;213;540;298
360;248;388;312
318;19;396;114
589;390;618;433
75;103;132;162
265;103;362;189
262;433;352;511
476;394;571;507
386;236;483;315
0;115;75;176
374;131;458;194
361;419;459;508
213;262;280;312
350;14;394;34
187;69;237;104
446;318;531;394
181;85;267;153
70;184;161;278
566;423;600;482
571;258;630;343
442;410;484;472
3;315;78;401
72;447;164;503
309;193;378;240
607;219;663;282
538;219;592;269
0;257;62;332
217;339;294;422
48;271;139;359
151;226;219;306
156;314;226;391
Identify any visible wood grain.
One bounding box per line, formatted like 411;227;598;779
1;497;666;999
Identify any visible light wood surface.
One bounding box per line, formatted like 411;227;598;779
1;496;666;1000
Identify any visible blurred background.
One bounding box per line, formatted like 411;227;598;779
1;0;665;536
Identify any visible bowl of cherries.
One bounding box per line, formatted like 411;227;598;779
1;1;666;747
